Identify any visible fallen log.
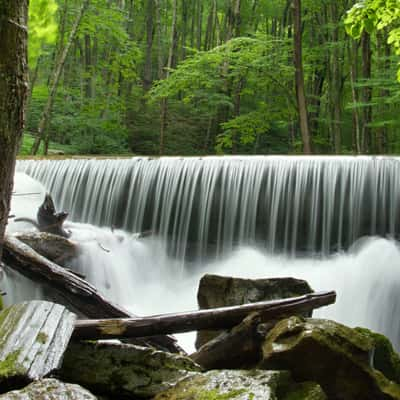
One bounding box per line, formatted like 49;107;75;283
14;232;78;267
72;291;336;341
2;235;181;354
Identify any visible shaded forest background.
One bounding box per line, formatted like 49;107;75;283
25;0;400;156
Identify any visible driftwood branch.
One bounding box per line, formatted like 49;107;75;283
2;235;181;353
72;291;336;341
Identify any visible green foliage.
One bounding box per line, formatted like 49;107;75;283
346;0;400;79
24;0;400;156
29;0;58;68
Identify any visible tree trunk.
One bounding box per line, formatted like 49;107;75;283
360;31;372;153
31;0;90;155
143;0;154;91
0;0;28;259
72;291;336;340
159;0;178;155
293;0;312;154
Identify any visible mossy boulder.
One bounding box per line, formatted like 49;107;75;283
355;327;400;384
196;275;313;349
0;378;97;399
61;341;201;398
260;316;400;400
154;370;326;400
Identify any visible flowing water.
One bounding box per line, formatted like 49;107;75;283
7;157;400;352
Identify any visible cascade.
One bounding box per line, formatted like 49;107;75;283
8;157;400;351
17;156;400;258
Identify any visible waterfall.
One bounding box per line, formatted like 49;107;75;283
10;157;400;352
17;156;400;258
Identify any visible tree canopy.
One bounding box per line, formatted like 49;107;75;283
24;0;400;156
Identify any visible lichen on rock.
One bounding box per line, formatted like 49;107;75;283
154;369;326;400
0;378;97;399
61;341;201;398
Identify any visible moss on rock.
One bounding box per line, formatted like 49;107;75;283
282;382;327;400
61;341;201;398
154;370;292;400
260;316;400;400
155;369;327;400
355;327;400;384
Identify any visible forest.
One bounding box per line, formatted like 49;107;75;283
24;0;400;156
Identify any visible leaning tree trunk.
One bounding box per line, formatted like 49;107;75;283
0;0;29;259
293;0;312;154
31;0;90;155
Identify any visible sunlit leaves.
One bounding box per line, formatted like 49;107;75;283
29;0;58;68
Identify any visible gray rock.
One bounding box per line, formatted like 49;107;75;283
196;274;313;348
61;341;201;398
0;378;97;399
154;369;326;400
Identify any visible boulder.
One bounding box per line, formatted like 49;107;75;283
154;369;326;400
260;316;400;400
60;341;201;398
196;274;313;349
0;378;97;399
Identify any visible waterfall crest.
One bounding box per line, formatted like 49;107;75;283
18;156;400;258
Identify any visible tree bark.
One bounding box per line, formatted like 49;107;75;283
31;0;90;155
0;0;28;260
72;291;336;340
293;0;312;154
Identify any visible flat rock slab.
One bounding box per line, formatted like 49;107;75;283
0;378;97;399
61;341;201;398
0;301;76;392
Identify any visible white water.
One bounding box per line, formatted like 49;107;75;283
5;173;400;353
17;156;400;258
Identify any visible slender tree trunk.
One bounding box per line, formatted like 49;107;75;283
143;0;154;91
31;0;90;155
0;0;28;259
159;0;178;155
293;0;312;154
360;31;372;153
196;0;202;49
376;30;390;153
348;40;361;154
181;0;188;59
329;2;343;154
